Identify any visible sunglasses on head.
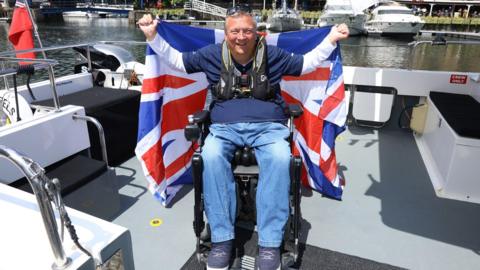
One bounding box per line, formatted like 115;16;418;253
226;4;252;16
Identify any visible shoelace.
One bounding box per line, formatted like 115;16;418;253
211;249;228;257
259;250;276;260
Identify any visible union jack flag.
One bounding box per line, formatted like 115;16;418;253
135;22;347;206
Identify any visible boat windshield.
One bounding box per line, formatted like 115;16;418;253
378;10;413;15
325;5;353;11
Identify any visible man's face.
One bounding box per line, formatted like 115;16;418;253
224;15;257;60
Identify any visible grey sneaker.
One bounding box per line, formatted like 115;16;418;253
258;246;281;270
207;240;233;270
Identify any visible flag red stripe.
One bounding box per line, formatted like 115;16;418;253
161;89;207;132
165;149;194;179
142;74;197;94
282;91;324;152
319;82;345;119
320;151;337;181
283;67;330;81
142;140;165;184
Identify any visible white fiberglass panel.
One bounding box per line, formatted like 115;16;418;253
0;105;90;184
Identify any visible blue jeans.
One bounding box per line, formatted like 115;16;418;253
201;122;291;248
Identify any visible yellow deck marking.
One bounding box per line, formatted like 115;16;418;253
150;218;163;227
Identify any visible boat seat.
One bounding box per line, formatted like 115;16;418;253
10;153;120;220
11;154;106;196
31;86;139;114
31;86;141;166
429;92;480;140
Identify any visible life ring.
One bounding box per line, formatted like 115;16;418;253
0;90;33;127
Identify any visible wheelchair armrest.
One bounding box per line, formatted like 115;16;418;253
189;110;210;124
288;104;303;118
185;110;210;142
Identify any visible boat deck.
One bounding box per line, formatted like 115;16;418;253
112;121;480;270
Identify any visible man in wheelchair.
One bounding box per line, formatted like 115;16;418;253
138;7;349;270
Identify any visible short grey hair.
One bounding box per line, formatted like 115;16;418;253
224;11;257;33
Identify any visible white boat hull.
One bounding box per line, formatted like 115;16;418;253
365;4;425;36
267;16;303;32
62;11;88;18
365;21;424;35
318;14;367;35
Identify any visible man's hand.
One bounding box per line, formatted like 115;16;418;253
327;23;349;45
137;14;158;41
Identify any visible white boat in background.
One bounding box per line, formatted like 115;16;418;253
62;11;88;18
365;1;425;36
267;0;303;32
62;3;132;19
3;3;480;269
318;0;378;36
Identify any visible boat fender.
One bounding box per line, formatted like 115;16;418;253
0;90;33;127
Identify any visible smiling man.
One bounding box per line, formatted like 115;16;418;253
138;6;349;270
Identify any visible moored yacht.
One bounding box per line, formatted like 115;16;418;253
365;2;425;36
318;0;378;36
267;0;303;32
2;4;480;270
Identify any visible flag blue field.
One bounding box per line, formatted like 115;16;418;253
135;22;347;206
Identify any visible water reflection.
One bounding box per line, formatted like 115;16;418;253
0;17;479;84
341;36;412;69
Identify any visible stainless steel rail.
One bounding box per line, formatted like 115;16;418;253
0;56;61;110
0;145;72;270
23;0;61;111
72;114;110;167
0;60;58;78
0;40;147;112
0;41;147;57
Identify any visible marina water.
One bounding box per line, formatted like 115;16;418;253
0;17;479;81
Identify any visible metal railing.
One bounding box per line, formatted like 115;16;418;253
72;114;110;167
0;56;61;110
184;0;227;18
0;145;72;270
0;40;147;104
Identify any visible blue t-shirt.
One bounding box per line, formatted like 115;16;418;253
182;43;303;123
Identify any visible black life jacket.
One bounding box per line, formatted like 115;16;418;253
213;36;278;101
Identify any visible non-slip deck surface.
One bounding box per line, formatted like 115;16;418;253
181;228;404;270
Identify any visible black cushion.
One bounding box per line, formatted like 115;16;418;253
31;86;141;114
32;87;141;166
10;154;107;196
430;91;480;140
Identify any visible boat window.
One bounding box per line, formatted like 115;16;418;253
378;10;413;15
326;5;352;11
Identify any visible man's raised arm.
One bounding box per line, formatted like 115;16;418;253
301;24;349;74
138;14;187;72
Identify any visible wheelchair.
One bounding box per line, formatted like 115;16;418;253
184;104;304;269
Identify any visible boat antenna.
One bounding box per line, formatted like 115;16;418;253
21;0;61;110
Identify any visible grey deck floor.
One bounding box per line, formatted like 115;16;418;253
112;124;480;270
